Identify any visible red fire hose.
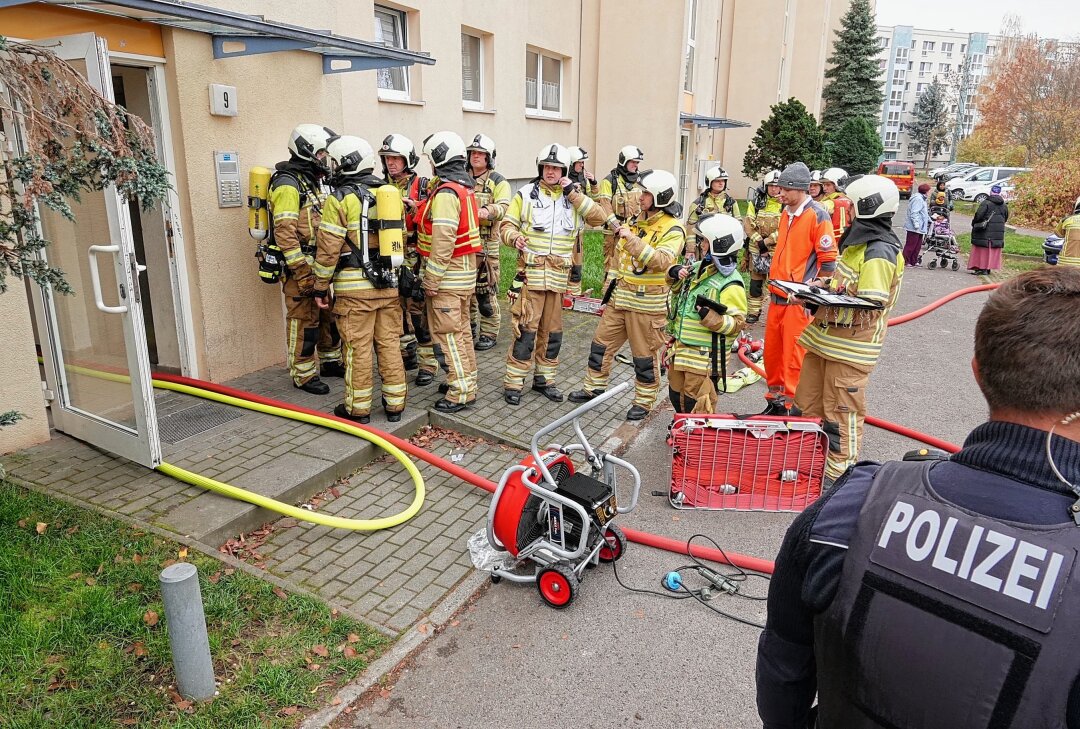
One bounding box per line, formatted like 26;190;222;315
155;282;1000;577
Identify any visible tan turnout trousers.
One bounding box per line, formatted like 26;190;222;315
582;307;667;409
335;293;407;417
504;287;563;391
794;350;871;481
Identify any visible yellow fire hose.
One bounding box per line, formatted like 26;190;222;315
59;363;425;531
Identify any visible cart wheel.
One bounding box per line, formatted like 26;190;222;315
927;259;937;269
490;574;502;584
537;564;578;609
951;260;960;271
598;524;627;563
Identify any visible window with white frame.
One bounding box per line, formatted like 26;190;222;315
922;40;935;54
374;6;409;99
917;82;927;92
887;110;901;126
892;68;906;85
526;49;562;116
942;42;954;53
683;0;697;91
879;36;890;48
878;58;887;71
939;62;951;73
884;131;898;147
890;90;903;104
960;43;967;53
895;47;909;61
902;102;908;111
461;31;483;109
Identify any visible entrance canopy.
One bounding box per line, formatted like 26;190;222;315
680;112;750;130
0;0;436;74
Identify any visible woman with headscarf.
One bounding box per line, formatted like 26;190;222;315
968;184;1009;275
903;182;931;266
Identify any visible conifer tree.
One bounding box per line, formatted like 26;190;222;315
821;0;884;130
828;116;884;175
743;98;830;177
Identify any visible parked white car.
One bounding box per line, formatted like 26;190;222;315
946;166;1029;201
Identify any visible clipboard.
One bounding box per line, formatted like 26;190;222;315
768;279;883;310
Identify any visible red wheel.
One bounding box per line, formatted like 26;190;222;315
598;524;627;563
536;564;578;609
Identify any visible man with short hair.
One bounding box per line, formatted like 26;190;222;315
758;266;1080;729
762;162;837;415
466;134;511;350
597;146;645;283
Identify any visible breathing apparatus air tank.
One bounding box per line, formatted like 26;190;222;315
247;166;273;240
375;184;405;268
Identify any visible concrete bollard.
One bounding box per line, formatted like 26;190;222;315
159;562;217;700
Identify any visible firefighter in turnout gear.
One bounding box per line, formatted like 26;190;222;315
685;165;741;260
567;146;600;296
763;162;838;415
466;134;511;351
569;169;685;421
666;214;747;414
501;144;618;406
416;131;482;412
379;133;426;374
312;136;407;424
794;174;905;484
808;170;825;202
819;167;854;240
269;124;343;394
743;169;783;324
598;145;645;283
1054;196;1080;268
759;267;1080;729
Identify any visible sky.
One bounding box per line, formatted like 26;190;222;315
875;0;1080;41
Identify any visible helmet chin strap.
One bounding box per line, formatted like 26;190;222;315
1046;411;1080;524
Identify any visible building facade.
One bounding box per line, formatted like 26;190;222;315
0;0;849;454
875;24;998;165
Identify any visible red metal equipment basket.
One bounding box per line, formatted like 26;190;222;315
669;414;829;512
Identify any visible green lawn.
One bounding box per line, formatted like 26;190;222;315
0;480;387;728
955;231;1044;257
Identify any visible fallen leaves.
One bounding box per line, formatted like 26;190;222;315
416;623;429;634
178;547;189;559
35;522;48;535
342;646;358;659
282;706;299;716
169;690;193;712
219;523;275;567
346;632;361;644
312;644;329;658
128;583;143;593
272;587;288;601
143;610;159;627
408;425;486;450
208;571;221;584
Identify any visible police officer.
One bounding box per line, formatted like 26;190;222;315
819;167;854;240
1054;196;1080;268
312;136;407;424
567;146;600;297
794;175;905;486
758;266;1080;729
666;214;747;414
415;131;482;412
378;133;426;373
269;124;343;394
685;165;742;260
743;169;783;324
597;145;645;283
569;170;686;421
500;144;617;406
466;134;511;351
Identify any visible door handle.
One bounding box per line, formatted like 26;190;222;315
87;244;129;314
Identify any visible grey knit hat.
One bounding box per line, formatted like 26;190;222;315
777;162;811;191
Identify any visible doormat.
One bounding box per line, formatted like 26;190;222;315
158;402;245;445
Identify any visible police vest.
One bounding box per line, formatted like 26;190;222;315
415;181;482;258
814;460;1080;729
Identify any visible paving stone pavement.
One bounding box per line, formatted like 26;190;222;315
252;436;521;634
1;308;645;636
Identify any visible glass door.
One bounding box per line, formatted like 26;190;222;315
19;33;161;468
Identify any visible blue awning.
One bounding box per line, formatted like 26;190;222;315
0;0;435;74
680;112;750;129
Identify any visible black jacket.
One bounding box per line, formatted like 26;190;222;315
970;194;1009;248
756;420;1080;729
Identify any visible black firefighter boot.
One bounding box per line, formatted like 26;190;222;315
531;379;564;403
320;361;347;378
401;342;419;371
296;377;330;395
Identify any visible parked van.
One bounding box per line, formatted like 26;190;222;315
946;166;1030;201
877;160;916;198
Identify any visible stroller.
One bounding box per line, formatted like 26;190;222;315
922;212;960;271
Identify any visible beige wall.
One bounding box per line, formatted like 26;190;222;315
0;287;50;455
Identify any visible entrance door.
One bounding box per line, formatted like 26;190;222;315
19;33;161;468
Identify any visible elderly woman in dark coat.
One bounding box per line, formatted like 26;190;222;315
968;184;1009;275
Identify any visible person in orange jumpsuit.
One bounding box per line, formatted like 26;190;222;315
763;162;837;415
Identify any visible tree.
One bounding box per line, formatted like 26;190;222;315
743;98;830;178
955;127;1027;166
907;77;951;170
974;25;1080;164
821;0;884;130
827;116;883;175
0;36;169;295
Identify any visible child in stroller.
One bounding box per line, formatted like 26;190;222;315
922;192;960;271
